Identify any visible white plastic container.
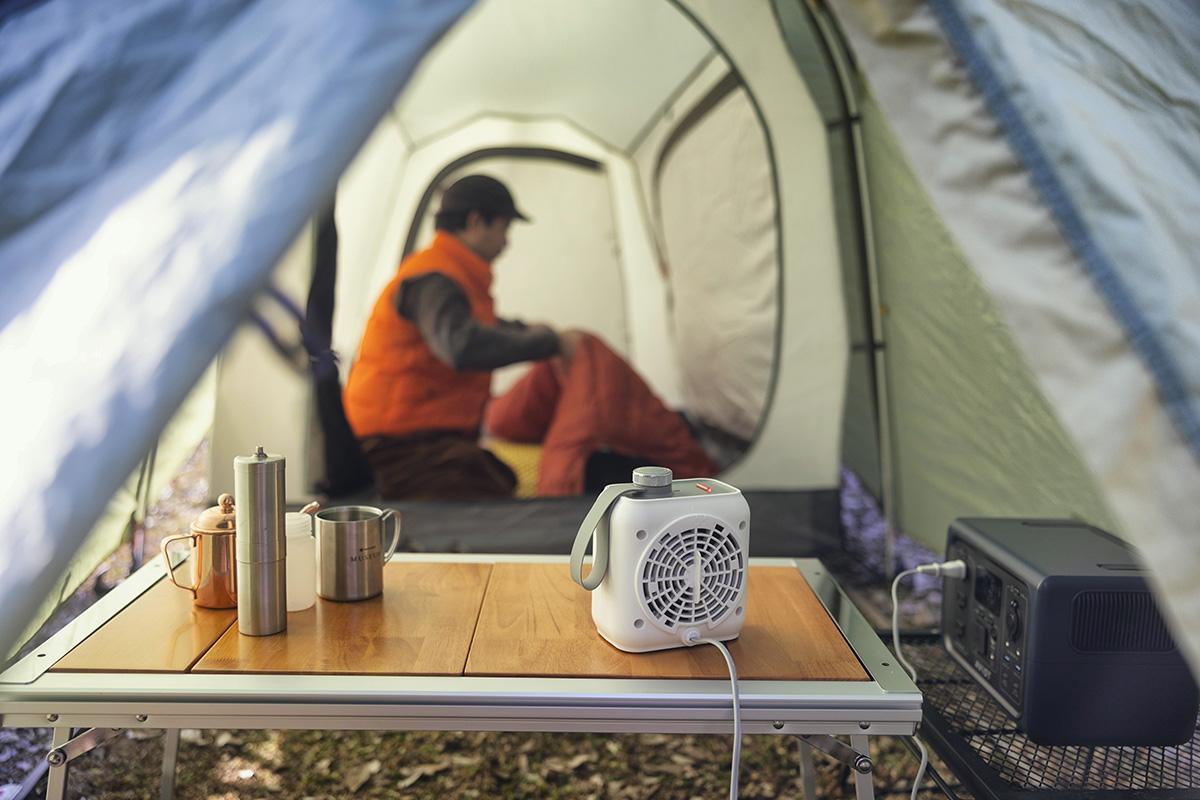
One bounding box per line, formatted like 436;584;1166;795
285;512;317;612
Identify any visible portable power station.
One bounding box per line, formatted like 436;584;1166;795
940;518;1199;746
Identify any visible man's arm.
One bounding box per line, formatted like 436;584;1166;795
395;272;561;370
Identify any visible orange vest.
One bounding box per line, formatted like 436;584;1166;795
344;232;497;438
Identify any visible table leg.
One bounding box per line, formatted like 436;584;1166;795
798;738;817;799
850;734;875;800
45;727;71;800
160;729;180;800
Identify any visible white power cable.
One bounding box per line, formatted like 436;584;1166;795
890;559;964;800
685;631;741;800
891;567;922;683
908;735;929;800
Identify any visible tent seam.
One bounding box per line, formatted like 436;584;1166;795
929;0;1200;465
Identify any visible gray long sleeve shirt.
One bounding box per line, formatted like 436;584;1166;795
394;272;560;371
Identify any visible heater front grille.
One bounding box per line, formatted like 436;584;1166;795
640;523;744;630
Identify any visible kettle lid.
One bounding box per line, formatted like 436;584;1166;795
191;493;236;535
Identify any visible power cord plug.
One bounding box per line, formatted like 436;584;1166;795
915;559;967;579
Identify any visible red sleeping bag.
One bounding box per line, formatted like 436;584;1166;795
485;333;715;496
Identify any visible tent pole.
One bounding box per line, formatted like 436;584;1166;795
810;3;899;578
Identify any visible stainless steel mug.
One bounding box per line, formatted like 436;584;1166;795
160;493;238;609
315;506;401;601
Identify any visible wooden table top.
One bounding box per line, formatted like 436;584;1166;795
50;578;236;674
193;561;490;676
51;560;868;682
466;563;868;681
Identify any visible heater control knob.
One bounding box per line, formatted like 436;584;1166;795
633;466;673;487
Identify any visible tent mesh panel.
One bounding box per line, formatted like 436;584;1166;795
897;632;1199;797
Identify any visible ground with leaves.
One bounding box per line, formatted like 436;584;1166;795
3;727;955;800
1;449;954;799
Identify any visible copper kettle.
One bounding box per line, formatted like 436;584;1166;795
160;493;238;609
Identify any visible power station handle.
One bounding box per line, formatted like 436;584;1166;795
569;483;639;590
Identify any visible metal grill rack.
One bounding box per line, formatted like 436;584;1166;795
897;632;1200;800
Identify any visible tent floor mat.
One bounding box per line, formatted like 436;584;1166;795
374;489;841;557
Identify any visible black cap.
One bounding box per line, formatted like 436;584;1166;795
437;174;529;222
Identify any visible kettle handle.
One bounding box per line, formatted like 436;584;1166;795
159;533;199;597
570;483;640;590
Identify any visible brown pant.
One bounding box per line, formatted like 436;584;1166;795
359;431;517;501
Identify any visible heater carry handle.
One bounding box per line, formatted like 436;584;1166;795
570;482;641;590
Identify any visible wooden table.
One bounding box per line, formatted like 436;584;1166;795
0;555;920;800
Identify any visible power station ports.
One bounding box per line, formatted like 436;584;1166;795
977;627;992;659
974;569;1004;614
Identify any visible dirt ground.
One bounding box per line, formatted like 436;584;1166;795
0;446;953;799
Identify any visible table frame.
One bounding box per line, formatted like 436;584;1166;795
0;555;921;799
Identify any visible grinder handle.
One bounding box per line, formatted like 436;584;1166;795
159;533;199;597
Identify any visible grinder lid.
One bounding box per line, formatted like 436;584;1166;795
234;445;285;474
191;493;237;536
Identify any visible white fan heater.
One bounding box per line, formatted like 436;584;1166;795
570;466;751;653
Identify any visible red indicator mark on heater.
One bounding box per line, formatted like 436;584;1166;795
696;483;712;492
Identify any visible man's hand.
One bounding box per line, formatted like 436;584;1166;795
556;328;583;367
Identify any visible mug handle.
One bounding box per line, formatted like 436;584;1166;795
159;533;199;597
381;509;402;562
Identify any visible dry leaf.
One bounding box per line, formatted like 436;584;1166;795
643;763;687;776
397;770;424;789
569;753;595;770
179;730;209;745
542;757;569;774
395;761;449;790
414;762;450;775
343;759;381;792
215;731;242;748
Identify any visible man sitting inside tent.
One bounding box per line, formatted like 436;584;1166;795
343;174;582;500
343;173;715;501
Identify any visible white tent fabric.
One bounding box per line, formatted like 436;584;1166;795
656;86;777;443
943;0;1200;456
0;0;474;657
394;0;714;153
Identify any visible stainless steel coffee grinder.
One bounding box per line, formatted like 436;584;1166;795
234;446;287;636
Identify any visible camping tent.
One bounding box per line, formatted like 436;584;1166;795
2;0;1199;678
